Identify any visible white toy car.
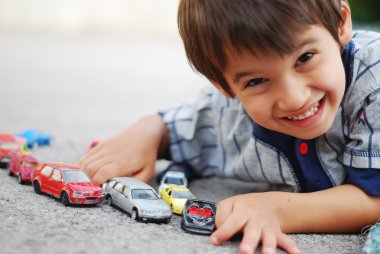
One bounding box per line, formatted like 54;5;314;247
158;171;188;194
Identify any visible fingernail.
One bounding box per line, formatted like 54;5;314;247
210;235;219;245
291;246;301;254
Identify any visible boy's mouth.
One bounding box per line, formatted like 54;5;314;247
285;97;323;121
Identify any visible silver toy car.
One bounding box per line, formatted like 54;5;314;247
103;177;172;223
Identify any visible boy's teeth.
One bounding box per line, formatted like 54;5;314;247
287;101;320;121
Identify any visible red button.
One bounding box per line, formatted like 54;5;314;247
299;142;308;155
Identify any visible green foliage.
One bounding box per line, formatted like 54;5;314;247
349;0;380;23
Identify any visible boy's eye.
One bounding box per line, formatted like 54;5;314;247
296;52;314;66
246;78;268;87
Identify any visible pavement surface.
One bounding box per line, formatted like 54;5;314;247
0;31;368;254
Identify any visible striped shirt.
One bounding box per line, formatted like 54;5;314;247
161;31;380;196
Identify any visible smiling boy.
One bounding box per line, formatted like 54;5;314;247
80;0;380;253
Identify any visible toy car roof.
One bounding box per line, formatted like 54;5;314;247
43;162;80;170
163;171;186;177
22;154;38;162
113;177;154;190
0;133;17;142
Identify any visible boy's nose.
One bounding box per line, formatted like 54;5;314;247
275;75;310;111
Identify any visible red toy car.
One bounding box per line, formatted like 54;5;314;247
8;151;39;184
32;162;104;206
0;134;22;168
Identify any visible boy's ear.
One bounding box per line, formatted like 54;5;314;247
209;80;234;99
339;1;353;45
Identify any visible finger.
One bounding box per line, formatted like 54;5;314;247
132;164;155;183
277;233;300;254
78;140;108;166
78;151;104;171
77;142;102;163
261;229;277;254
82;158;108;178
92;163;122;184
214;198;235;227
210;212;246;246
239;220;261;254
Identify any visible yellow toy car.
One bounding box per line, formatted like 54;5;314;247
160;186;195;215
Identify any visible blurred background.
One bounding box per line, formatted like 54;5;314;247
0;0;379;160
0;0;209;155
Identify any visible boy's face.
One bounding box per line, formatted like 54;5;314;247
220;24;350;139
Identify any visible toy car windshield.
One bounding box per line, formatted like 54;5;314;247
24;162;39;167
62;170;91;183
164;176;185;185
188;206;213;217
131;189;159;200
173;191;194;199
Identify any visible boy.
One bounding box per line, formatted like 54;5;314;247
79;0;380;253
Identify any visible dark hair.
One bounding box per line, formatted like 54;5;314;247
178;0;345;95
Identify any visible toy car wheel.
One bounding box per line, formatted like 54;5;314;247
61;192;71;207
105;195;113;206
18;173;24;185
8;167;13;176
131;209;139;221
33;180;42;194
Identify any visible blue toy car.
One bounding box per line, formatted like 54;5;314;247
17;129;51;148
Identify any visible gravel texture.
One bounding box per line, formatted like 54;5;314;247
0;32;367;254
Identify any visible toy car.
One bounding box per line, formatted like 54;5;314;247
158;170;188;194
156;162;195;185
8;151;39;184
16;129;51;148
103;177;172;222
161;186;195;215
0;134;22;168
32;162;104;206
181;199;217;235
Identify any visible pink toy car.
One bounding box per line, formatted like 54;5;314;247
8;151;39;184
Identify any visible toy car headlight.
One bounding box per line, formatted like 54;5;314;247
73;191;84;197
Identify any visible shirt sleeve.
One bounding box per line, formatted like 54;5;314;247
159;85;250;177
343;57;380;196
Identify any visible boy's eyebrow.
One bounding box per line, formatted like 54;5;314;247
296;37;318;49
233;71;256;84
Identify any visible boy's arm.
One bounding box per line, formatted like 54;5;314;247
212;184;380;254
278;184;380;233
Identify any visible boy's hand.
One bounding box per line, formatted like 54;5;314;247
211;193;300;254
78;115;168;184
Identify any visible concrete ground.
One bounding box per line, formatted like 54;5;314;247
0;32;367;254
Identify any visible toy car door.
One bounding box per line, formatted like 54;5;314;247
122;186;133;212
39;165;54;193
112;182;125;209
48;168;64;198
